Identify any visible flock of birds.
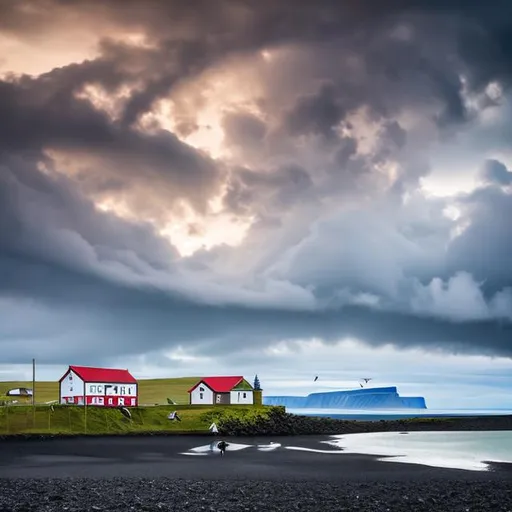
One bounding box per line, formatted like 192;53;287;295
313;376;373;388
117;377;376;423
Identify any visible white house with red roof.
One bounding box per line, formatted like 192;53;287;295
188;376;254;405
59;365;138;407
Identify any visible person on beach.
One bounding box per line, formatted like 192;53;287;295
217;440;228;456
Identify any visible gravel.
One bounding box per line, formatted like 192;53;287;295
0;478;511;512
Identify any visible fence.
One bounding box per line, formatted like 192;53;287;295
0;403;211;435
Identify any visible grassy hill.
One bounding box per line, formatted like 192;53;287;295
0;377;200;405
0;377;272;436
0;404;270;436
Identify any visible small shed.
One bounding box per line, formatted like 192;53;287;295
188;376;254;405
59;365;138;407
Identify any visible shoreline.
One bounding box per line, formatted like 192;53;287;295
0;412;511;440
0;434;510;511
0;434;511;479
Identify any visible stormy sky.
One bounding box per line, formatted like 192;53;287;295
1;0;512;407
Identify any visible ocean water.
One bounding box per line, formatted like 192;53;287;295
287;408;512;421
323;430;512;471
179;432;512;471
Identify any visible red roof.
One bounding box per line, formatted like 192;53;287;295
62;366;137;384
188;376;244;393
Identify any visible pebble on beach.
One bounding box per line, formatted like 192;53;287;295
0;478;511;512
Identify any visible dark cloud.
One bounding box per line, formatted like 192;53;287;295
333;137;358;167
225;164;314;215
0;154;178;276
480;159;512;186
1;0;512;371
0;68;222;212
448;184;512;290
2;257;511;366
222;112;267;150
2;149;510;364
284;83;348;140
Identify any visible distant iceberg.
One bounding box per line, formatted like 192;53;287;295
263;386;427;409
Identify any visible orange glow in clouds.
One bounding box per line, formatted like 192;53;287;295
97;193;253;257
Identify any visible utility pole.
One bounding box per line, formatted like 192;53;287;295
32;358;35;406
32;358;36;428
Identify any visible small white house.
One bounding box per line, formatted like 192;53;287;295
59;365;138;407
188;376;254;405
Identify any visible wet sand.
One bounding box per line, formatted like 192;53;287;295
0;435;510;480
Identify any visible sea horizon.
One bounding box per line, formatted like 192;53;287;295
288;408;512;421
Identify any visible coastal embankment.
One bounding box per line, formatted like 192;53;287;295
1;404;512;439
213;407;512;436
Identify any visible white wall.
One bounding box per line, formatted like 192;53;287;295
190;383;214;405
60;370;84;403
230;390;254;405
85;383;137;396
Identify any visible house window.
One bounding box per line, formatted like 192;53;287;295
199;386;205;392
200;392;204;399
243;392;247;399
90;385;96;394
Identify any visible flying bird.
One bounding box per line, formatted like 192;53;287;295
314;376;318;382
359;378;373;388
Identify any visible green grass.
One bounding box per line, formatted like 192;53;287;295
136;377;200;405
0;381;58;404
0;377;201;405
0;377;273;436
0;404;270;436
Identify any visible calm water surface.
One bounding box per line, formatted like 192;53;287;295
289;408;512;421
324;430;512;471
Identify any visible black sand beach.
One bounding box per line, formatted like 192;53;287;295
0;435;511;511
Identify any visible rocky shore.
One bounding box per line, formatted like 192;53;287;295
217;408;512;436
0;478;511;512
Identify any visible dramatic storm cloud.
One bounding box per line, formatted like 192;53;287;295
1;0;512;405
